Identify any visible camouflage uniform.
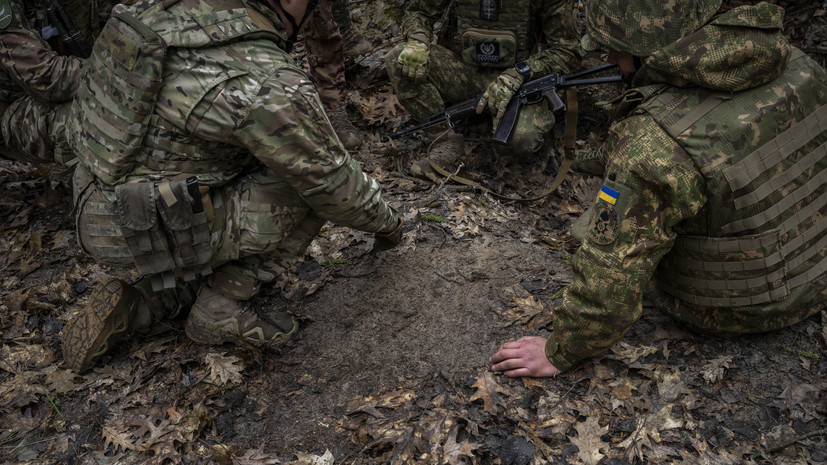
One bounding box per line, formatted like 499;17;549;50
547;1;827;371
69;0;399;312
386;0;581;157
0;0;85;164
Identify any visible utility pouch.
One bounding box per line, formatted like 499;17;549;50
116;177;213;291
460;28;517;67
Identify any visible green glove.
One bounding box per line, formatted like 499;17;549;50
397;39;430;82
476;68;524;129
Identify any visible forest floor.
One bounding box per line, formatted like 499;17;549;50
2;4;827;465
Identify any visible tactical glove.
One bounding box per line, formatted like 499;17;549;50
397;39;430;82
476;68;524;130
373;218;404;252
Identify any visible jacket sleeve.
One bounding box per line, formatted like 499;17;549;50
525;0;581;77
546;115;706;371
234;66;399;235
0;3;83;103
401;0;452;42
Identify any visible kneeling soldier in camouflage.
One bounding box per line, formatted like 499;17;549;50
491;0;827;377
60;0;403;373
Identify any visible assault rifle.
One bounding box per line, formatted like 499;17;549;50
381;63;624;143
43;0;92;58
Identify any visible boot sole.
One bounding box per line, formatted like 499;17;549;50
61;279;139;373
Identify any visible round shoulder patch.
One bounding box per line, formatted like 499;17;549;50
587;200;620;246
0;0;13;31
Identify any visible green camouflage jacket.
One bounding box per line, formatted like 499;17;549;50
74;0;398;235
401;0;581;76
547;4;827;371
0;0;83;104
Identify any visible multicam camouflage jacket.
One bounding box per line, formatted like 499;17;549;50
547;4;827;371
71;0;399;236
401;0;580;76
0;0;83;105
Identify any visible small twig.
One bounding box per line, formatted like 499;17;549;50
436;272;462;285
752;427;827;459
177;371;210;398
434;162;465;195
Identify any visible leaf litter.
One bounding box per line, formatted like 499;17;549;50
1;7;826;465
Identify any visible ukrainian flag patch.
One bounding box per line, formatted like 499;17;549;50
598;185;619;205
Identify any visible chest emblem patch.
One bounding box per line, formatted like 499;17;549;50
0;0;13;31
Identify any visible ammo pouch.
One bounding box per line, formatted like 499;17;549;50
115;177;212;291
460;28;517;67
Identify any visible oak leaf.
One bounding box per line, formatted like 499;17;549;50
469;372;513;415
570;416;608;465
101;426;136;453
700;356;732;385
443;423;480;464
205;352;244;385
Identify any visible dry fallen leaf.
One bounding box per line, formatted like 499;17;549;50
700;355;732;385
609;341;659;364
443;423;480;464
233;445;283;465
618;404;684;462
205;352;244;385
570;415;609;465
470;371;514;415
102;425;137;453
286;449;334;465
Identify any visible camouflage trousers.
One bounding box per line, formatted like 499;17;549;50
73;164;325;313
305;0;346;112
0;97;72;165
386;42;557;157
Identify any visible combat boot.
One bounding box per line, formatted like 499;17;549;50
61;278;158;373
184;286;298;348
343;28;372;59
329;109;362;151
409;131;464;179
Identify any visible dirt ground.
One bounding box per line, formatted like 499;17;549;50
2;3;827;464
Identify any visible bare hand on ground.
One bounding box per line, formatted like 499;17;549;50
490;336;561;378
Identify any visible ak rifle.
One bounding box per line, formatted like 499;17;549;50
381;63;624;143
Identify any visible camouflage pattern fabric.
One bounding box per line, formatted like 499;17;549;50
72;0;399;305
304;0;346;112
386;43;556;155
584;0;721;57
0;0;83;104
546;3;827;372
0;0;92;164
1;97;72;164
389;0;580;156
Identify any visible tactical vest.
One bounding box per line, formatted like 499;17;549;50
70;0;285;188
70;0;288;289
629;49;827;308
449;0;536;68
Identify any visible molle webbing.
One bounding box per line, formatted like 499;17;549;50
73;0;284;188
70;4;166;186
451;0;535;62
649;50;827;307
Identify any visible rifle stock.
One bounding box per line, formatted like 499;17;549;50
45;0;92;59
383;63;624;143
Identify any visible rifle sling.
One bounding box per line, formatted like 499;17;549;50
426;87;578;203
